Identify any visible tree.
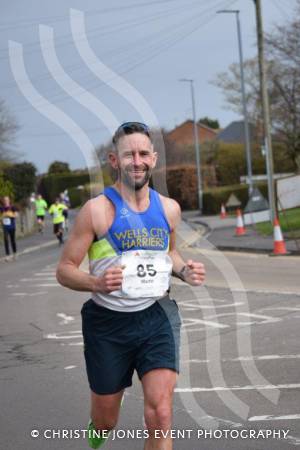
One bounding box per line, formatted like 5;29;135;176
48;161;71;175
0;99;19;162
211;1;300;171
0;173;14;199
3;162;37;203
199;117;220;129
265;0;300;171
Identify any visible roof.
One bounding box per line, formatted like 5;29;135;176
216;120;256;143
169;119;219;134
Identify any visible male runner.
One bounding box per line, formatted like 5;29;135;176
48;198;67;245
34;194;48;233
56;122;205;449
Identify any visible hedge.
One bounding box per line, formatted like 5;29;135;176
152;165;268;214
39;169;112;205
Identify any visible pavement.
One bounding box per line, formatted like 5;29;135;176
183;211;300;255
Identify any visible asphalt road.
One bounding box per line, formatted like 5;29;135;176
1;235;300;449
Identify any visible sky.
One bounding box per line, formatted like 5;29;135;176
0;0;297;173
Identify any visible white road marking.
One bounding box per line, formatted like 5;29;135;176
20;278;57;282
64;365;77;370
249;414;300;422
236;312;282;325
34;272;56;276
175;383;300;393
11;291;47;297
7;284;19;288
179;300;245;311
231;288;300;297
69;342;83;346
284;435;300;446
205;312;281;326
182;354;300;364
260;307;300;312
44;331;82;339
57;313;75;325
34;283;59;287
182;318;229;329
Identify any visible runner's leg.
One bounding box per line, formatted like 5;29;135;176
142;369;177;450
90;389;124;432
10;228;17;253
3;228;10;255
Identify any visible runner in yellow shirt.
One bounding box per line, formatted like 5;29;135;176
34;194;48;234
48;198;67;245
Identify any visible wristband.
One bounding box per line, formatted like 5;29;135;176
179;265;187;281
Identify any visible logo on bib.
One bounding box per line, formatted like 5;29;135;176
120;208;130;218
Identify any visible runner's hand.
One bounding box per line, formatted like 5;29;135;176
97;265;125;293
183;259;205;286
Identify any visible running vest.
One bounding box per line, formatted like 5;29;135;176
88;187;172;312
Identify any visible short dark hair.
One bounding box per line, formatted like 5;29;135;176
112;122;152;146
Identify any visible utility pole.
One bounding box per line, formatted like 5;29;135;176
179;78;203;213
253;0;276;223
217;10;253;195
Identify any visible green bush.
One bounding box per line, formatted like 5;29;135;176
203;182;268;215
3;162;37;203
0;173;14;199
39;172;91;203
39;168;113;204
152;165;198;210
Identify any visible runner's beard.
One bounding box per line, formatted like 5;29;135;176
119;164;152;191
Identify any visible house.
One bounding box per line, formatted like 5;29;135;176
216;120;258;143
166;120;218;147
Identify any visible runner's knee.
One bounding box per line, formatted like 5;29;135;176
144;403;172;431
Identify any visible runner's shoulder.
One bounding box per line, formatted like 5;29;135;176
80;195;114;236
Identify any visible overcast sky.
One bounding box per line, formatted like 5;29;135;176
0;0;296;173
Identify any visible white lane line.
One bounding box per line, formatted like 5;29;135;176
182;354;300;364
231;288;300;297
34;283;59;287
44;331;82;339
175;383;300;392
260;307;300;312
57;313;75;325
11;291;48;297
249;414;300;422
64;365;77;370
20;278;57;282
182;318;229;329
285;435;300;446
205;312;281;325
34;272;56;276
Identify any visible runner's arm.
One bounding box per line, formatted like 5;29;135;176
164;197;205;286
56;200;123;293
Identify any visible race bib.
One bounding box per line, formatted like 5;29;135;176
2;217;11;226
121;250;173;298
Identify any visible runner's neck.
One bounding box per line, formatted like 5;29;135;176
114;182;150;212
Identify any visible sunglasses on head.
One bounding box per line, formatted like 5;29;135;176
116;122;150;133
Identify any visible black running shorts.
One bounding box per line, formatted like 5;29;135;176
81;295;181;395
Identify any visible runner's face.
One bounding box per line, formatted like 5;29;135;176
112;133;157;191
3;196;10;207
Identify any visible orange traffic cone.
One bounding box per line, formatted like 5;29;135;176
235;209;246;236
220;203;227;219
273;217;288;255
